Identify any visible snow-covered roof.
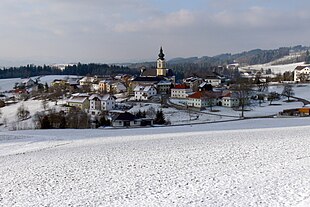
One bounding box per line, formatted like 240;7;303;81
72;93;89;97
89;94;115;101
143;85;154;92
68;96;88;103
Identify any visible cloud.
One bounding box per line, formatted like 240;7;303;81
113;9;195;33
0;0;310;64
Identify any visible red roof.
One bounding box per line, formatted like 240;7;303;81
188;91;222;99
188;91;203;99
222;92;232;97
173;84;189;89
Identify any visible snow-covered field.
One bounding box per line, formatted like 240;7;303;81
1;118;310;206
0;75;78;92
241;62;304;74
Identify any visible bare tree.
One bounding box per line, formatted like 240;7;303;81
231;79;253;118
41;99;49;111
16;104;30;121
282;84;295;101
66;107;89;129
268;92;280;105
298;73;310;83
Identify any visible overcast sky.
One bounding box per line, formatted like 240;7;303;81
0;0;310;65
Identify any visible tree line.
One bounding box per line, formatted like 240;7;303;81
0;63;139;79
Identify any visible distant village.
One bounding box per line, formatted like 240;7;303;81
1;47;310;129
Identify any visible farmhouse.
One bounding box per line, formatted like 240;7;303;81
67;93;89;111
89;94;116;115
187;91;221;109
294;65;310;82
171;84;193;99
134;85;157;101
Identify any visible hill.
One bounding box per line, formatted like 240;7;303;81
1;118;310;206
129;45;310;68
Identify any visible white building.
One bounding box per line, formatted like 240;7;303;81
187;91;220;109
171;84;193;99
183;77;203;91
89;94;116;115
222;92;239;108
205;72;225;86
134;85;157;101
294;65;310;82
79;76;97;86
111;82;127;93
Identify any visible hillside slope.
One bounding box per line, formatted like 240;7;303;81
1;118;310;206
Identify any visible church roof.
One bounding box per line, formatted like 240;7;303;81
141;68;157;77
158;47;165;60
132;76;163;82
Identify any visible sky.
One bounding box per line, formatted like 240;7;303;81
0;0;310;66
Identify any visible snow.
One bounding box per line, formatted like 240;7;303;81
241;62;304;74
1;77;310;206
0;75;80;92
1;118;310;206
0;99;56;130
0;77;21;92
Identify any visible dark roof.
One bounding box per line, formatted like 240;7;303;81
132;76;163;82
141;68;157;77
113;112;136;121
295;66;309;71
140;68;174;77
205;71;223;79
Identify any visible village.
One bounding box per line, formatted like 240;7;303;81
1;48;310;130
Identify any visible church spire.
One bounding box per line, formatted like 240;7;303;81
158;46;165;60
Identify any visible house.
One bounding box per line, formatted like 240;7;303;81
111;82;127;93
198;82;213;91
67;93;89;111
22;78;36;88
187;91;221;109
205;72;225;86
89;94;116;115
134;85;157;101
79;76;98;86
111;112;153;127
183;77;203;91
51;79;69;87
171;84;193;99
294;65;310;82
156;80;172;94
111;112;139;127
222;92;240;108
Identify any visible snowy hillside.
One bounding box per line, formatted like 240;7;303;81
0;75;78;92
241;62;304;74
1;118;310;206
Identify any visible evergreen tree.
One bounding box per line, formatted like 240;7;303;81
99;115;110;126
136;110;142;118
44;82;49;92
41;115;51;129
306;50;310;64
154;110;166;125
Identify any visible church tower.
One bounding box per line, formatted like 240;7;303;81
156;47;167;76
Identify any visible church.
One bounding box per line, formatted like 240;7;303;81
130;47;175;94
